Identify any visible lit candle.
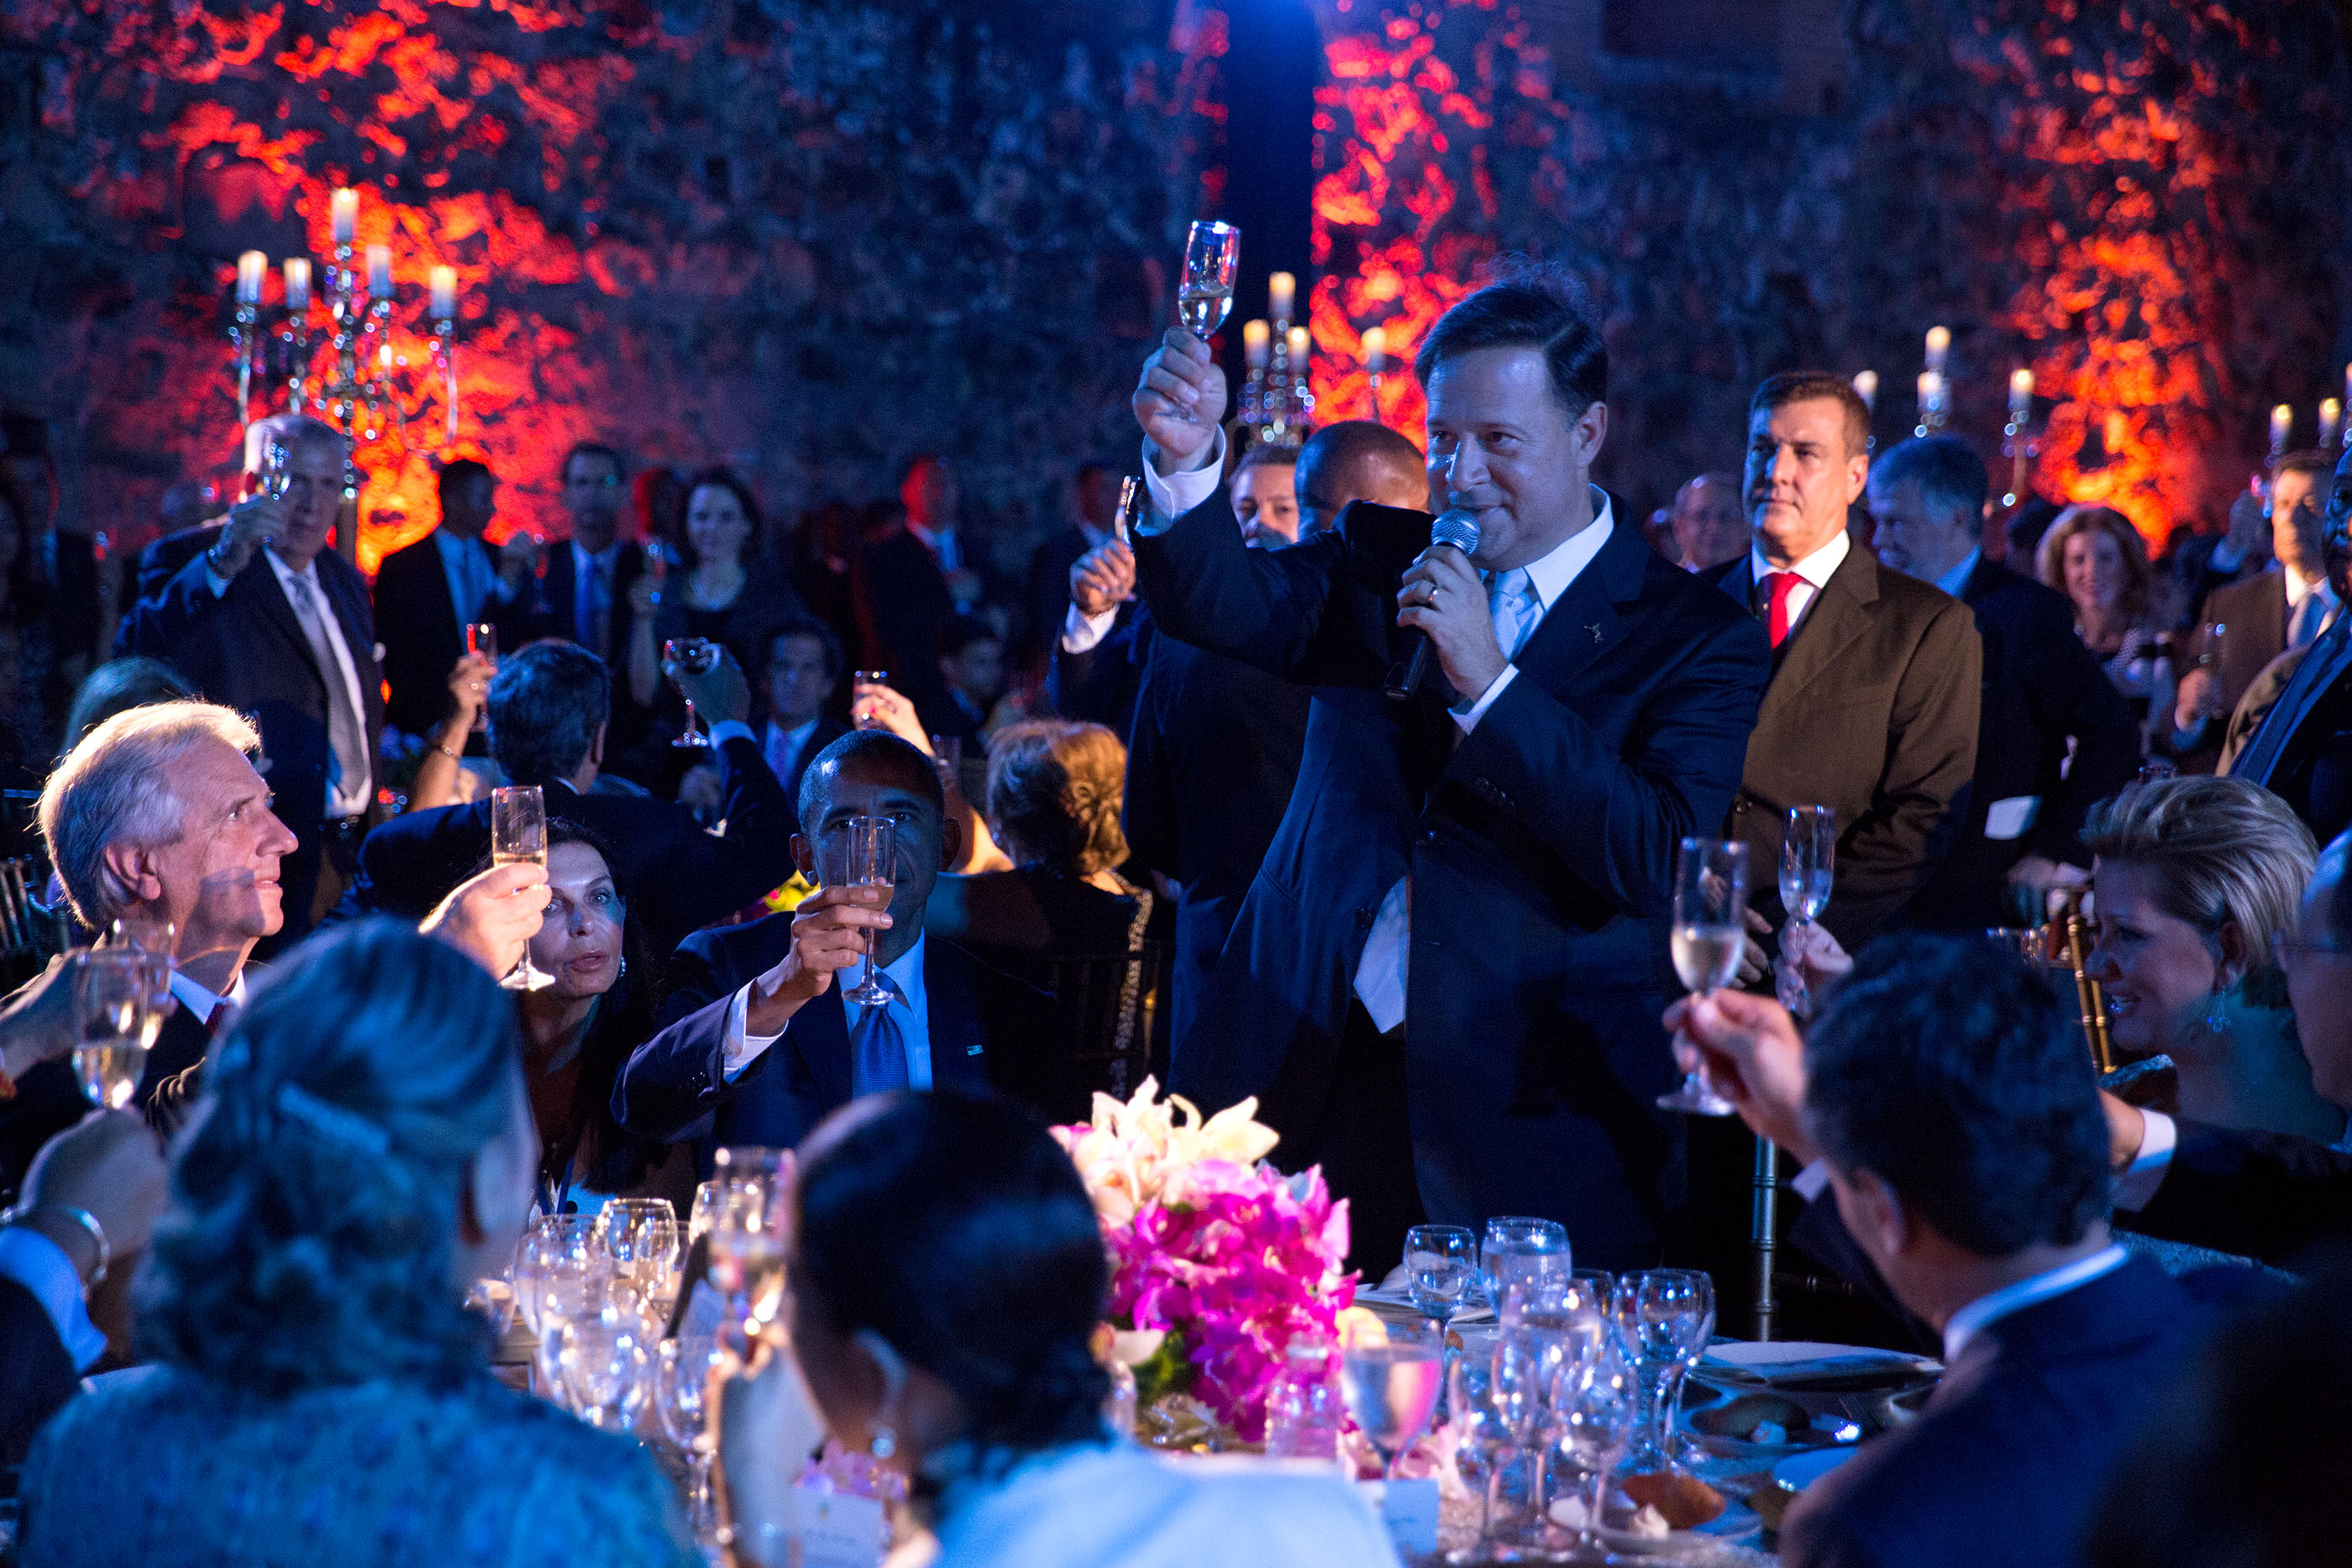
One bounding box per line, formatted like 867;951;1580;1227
1917;370;1944;410
1288;325;1310;364
366;245;392;296
236;251;266;306
429;265;456;321
1363;326;1388;375
282;258;311;312
2323;399;2343;451
379;341;394;371
1924;326;1950;374
330;187;358;246
1851;370;1878;411
1243;319;1270;370
2271;403;2293;454
2009;369;2034;416
1268;272;1295;326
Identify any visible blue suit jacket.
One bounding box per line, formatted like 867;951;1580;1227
612;914;1052;1151
1780;1256;2205;1568
1132;490;1770;1265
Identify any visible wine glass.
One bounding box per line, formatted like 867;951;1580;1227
1177;220;1240;341
261;439;292;501
490;785;551;991
1570;1269;1620;1319
1338;1333;1444;1480
72;948;166;1109
1616;1268;1714;1475
851;669;890;730
664;637;718;748
597;1197;683;1330
1659;836;1748;1115
1482;1216;1571;1313
1778;804;1835;1016
465;621;497;661
1552;1315;1641;1550
1404;1224;1478;1341
658;1335;730;1541
821;815;897;1008
558;1304;652;1429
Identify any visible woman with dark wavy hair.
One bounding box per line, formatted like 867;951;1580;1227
626;465;806;730
717;1089;1398;1568
17;919;696;1568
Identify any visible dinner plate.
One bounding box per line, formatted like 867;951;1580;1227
1698;1340;1940;1392
1593;1494;1763;1555
1772;1446;1860;1492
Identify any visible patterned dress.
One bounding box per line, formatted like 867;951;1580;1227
18;1365;697;1568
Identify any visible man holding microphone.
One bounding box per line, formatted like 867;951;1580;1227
1121;263;1771;1273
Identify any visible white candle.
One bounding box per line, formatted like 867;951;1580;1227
1851;370;1878;410
1918;370;1944;411
366;245;392;296
2322;399;2342;451
1243;319;1270;370
282;258;311;312
2009;368;2034;412
236;251;266;306
1924;326;1950;373
1268;272;1295;325
429;265;457;321
1363;326;1388;375
2271;403;2293;452
1288;325;1310;364
330;188;358;246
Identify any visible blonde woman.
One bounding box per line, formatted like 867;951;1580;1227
2035;505;2176;742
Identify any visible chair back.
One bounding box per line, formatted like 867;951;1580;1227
1033;938;1173;1125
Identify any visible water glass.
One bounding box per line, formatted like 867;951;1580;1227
1616;1268;1715;1473
1403;1224;1479;1335
558;1305;652;1429
1569;1269;1620;1318
657;1335;730;1542
1661;836;1748;1115
1338;1329;1444;1480
597;1197;683;1328
490;785;551;991
1482;1216;1571;1312
1551;1316;1641;1548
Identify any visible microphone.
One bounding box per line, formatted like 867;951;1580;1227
1385;506;1483;701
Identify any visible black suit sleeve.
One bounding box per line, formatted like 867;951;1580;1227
0;1276;77;1466
1130;485;1348;684
683;735;800;913
1121;656;1178;879
117;535;229;658
2024;593;2141;865
612;935;743;1144
2122;1119;2352;1267
1836;596;1982;919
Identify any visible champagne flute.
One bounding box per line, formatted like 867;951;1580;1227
1339;1335;1444;1481
1176;220;1240;338
261;439;292;501
825;815;898;1008
664;637;717;748
1659;836;1747;1115
706;1146;791;1332
1778;804;1835;1016
72;949;165;1109
491;785;552;991
851;670;890;730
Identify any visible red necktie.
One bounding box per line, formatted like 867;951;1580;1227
1761;571;1802;648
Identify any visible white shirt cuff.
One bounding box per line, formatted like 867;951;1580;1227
0;1226;107;1371
1138;427;1227;532
1450;664;1520;734
1791;1161;1832;1202
2109;1109;2176;1212
722;983;788;1081
706;720;755;752
1061;604;1119;655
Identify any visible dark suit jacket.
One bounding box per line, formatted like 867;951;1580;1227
1135;490;1771;1264
1122;627;1312;1048
134;1000;220;1138
0;1275;76;1466
2182;568;2289;722
2226;614;2352;847
1710;543;1982;950
1780;1256;2201;1568
1047;600;1152;737
774;716;849;835
859;529;954;700
2117;1118;2352;1268
1908;559;2140;931
348;734;795;957
1025;525;1096;664
371;530;526;737
514;540;651;750
612;922;1051;1150
117;527;387;936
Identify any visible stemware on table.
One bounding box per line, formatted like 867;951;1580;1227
1481;1216;1571;1312
706;1146;791;1331
657;1335;731;1544
1660;836;1749;1115
1338;1328;1444;1481
1614;1268;1716;1476
1404;1224;1480;1338
596;1197;684;1330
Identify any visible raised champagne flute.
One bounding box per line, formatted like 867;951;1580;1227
73;948;166;1110
491;784;552;991
664;636;717;748
829;815;897;1008
1778;804;1835;1016
1659;836;1747;1115
851;670;890;730
1177;220;1239;338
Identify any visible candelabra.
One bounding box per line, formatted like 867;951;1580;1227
2001;370;2038;510
1256;273;1299;447
1287;325;1314;435
1240;319;1268;429
1364;327;1388;422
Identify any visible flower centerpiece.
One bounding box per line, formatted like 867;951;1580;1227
1053;1078;1355;1444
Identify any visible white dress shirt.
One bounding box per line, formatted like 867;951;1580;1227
1748;529;1851;635
1940;1243;2129;1363
209;548;374;817
2284;563;2339;649
1137;431;1614;1035
1934;547;1982;600
2108;1109;2180;1211
722;932;932;1090
169;967;249;1030
0;1225;105;1372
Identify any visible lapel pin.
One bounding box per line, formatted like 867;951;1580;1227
1588;624;1604;642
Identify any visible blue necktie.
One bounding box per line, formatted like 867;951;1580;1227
848;974;910;1097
